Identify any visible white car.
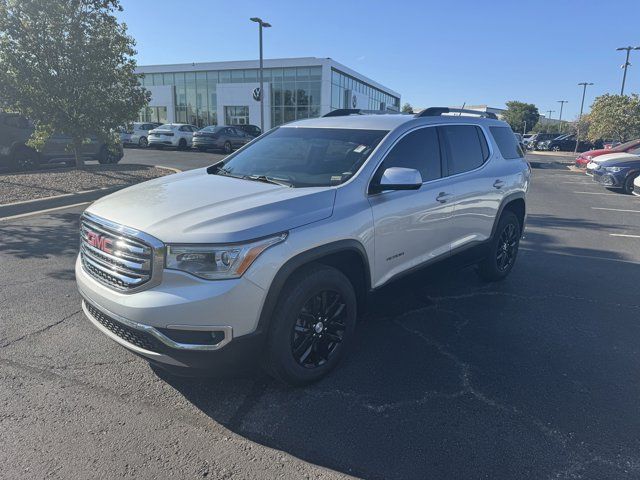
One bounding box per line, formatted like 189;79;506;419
76;107;529;385
120;122;161;148
148;123;198;150
634;175;640;196
586;152;640;176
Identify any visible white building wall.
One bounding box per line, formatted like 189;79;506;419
147;85;175;123
216;83;272;130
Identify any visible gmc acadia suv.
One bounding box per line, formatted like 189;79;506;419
76;107;530;386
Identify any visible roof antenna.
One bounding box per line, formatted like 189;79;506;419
459;102;465;116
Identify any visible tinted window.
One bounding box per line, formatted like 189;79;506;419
220;127;387;187
490;126;524;159
440;125;488;175
380;127;442;182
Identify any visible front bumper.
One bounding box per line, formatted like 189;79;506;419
592;169;622;188
76;254;268;371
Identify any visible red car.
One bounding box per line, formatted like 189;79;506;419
575;139;640;168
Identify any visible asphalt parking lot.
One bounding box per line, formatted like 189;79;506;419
2;149;640;479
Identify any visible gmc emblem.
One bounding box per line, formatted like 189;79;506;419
86;230;113;254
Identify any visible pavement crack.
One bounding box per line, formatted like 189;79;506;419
0;308;81;348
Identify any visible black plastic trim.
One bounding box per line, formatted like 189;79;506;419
416;107;498;120
491;192;527;238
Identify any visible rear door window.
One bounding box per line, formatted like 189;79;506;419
490;126;524;159
439;125;489;175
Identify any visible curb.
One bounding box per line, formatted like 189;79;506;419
155;165;182;174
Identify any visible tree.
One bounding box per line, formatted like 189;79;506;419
587;94;640;142
0;0;149;166
401;103;414;114
501;101;540;134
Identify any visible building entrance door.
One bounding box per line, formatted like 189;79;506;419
224;106;249;125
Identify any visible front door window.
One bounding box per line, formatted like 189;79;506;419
224;106;249;126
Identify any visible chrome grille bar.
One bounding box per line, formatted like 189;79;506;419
79;212;165;293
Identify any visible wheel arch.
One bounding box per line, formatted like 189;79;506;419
491;193;526;238
256;240;372;334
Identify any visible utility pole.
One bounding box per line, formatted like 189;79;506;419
557;100;568;133
616;46;640;95
250;17;271;133
574;82;594;153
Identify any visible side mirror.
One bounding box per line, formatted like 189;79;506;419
371;167;423;193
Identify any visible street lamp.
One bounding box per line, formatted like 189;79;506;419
574;82;594;153
557;100;568;133
250;17;271;132
616;46;640;95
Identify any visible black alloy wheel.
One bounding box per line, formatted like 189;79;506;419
291;290;347;369
496;222;519;272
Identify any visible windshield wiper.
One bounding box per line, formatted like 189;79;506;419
245;175;293;187
209;164;244;179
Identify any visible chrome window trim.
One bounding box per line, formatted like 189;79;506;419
80;294;233;352
81;211;165;294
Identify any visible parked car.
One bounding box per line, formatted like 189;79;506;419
590;153;640;194
192;125;252;153
522;134;535;148
233;124;262;138
538;134;597;152
148;123;198;150
513;133;526;152
120;122;161;148
633;175;640;196
575;138;640;168
76;107;529;385
0;111;123;171
531;133;563;150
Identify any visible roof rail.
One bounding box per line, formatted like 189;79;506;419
323;108;399;118
415;107;498;120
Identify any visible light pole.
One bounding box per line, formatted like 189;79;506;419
616;46;640;95
250;17;271;133
574;82;593;153
557;100;568;133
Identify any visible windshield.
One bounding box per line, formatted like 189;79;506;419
216;127;388;187
613;139;640;151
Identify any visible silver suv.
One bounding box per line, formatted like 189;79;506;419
76;108;529;385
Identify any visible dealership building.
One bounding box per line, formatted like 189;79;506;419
135;57;401;129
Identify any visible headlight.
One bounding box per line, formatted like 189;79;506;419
605;166;623;173
166;233;287;280
585;155;592;160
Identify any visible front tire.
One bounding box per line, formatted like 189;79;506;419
551;145;561;152
223;141;233;154
623;174;637;195
477;211;521;282
265;264;357;386
138;136;148;148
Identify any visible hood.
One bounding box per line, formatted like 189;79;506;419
86;168;336;243
593;152;640;164
579;148;608;158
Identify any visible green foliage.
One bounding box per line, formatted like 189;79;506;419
401;103;414;114
502;101;540;134
0;0;149;166
587;94;640;142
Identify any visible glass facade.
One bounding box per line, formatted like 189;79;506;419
140;66;322;128
330;68;400;112
139;64;400;127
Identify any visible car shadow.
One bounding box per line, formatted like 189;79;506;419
156;221;640;479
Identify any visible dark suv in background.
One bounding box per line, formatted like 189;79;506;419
0;112;123;172
539;133;600;152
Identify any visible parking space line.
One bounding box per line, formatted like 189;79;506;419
520;247;640;264
610;233;640;239
593;207;640;213
0;202;90;221
573;191;619;196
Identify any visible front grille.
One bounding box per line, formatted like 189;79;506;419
85;301;164;353
80;214;158;292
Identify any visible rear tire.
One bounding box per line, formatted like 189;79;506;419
11;146;39;172
265;264;357;386
138;136;148;148
223;141;232;154
551;145;561;152
477;211;521;282
177;138;187;150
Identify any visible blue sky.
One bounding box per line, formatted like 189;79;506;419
119;0;640;119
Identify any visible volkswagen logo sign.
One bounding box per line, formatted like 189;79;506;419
352;94;357;108
252;87;261;101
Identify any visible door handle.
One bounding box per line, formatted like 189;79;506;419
436;192;452;203
493;179;505;189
